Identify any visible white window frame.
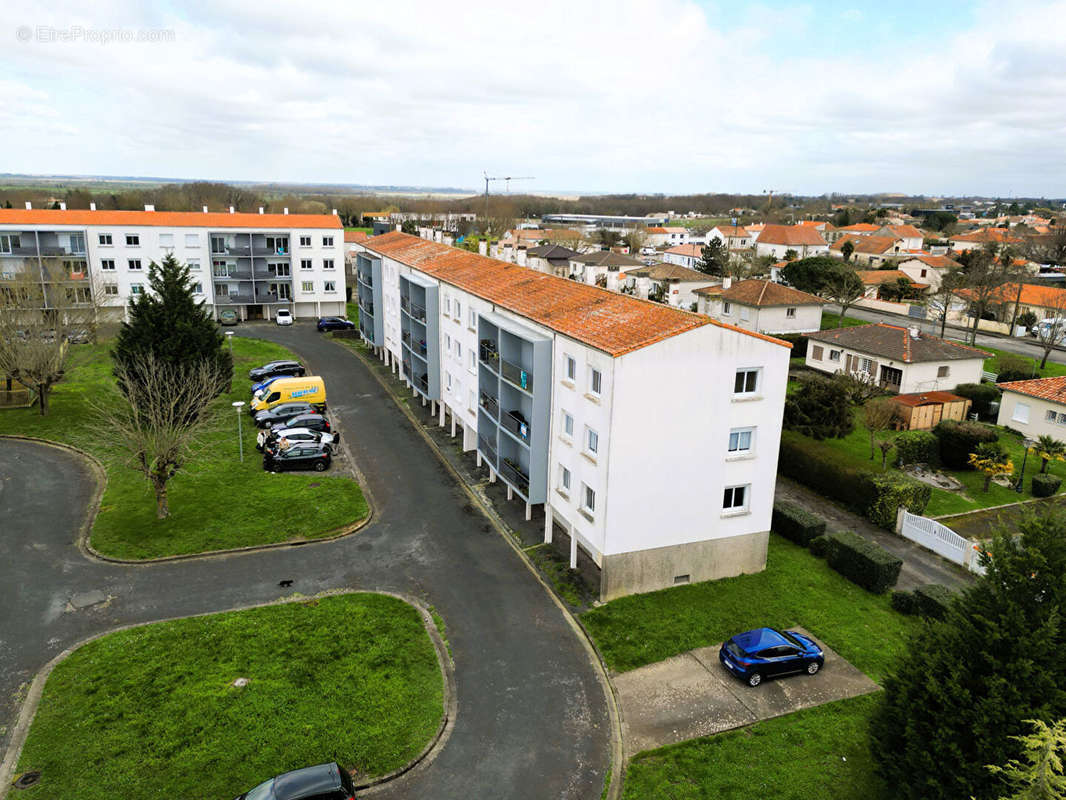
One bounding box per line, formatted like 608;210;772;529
561;411;574;441
728;427;755;454
564;355;576;383
324;280;336;293
588;366;602;397
98;233;113;246
100;259;115;271
301;280;314;293
733;368;760;396
1012;402;1031;425
125;233;140;247
468;308;477;330
454;299;462;320
323;259;335;270
829;349;842;362
786;307;796;318
158;233;174;248
300;259;312;270
722;301;732;315
722;484;750;514
102;283;119;296
299;235;312;247
184;233;200;248
582;484;596;516
127;259;142;271
322;235;334;247
559;465;572;496
187;258;200;271
130;283;144;295
585;426;599;456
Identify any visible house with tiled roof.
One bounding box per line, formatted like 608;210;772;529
949;228;1024;251
525;243;582;277
696;278;825;334
895;254;961;291
996;376;1066;439
804;323;988;393
354;230;791;600
754;224;828;260
661;243;704;270
568;250;645;286
830;234;905;266
623;262;719;309
855;270;929;301
706;225;754;250
876;224;925;250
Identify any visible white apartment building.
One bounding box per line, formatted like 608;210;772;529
354;231;791;600
0;206;346;322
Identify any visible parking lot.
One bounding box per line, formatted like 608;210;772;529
612;628;879;756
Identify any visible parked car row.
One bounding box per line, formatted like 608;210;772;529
247;359;338;473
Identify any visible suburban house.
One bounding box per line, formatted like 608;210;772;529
662;243;704;270
569;251;645;285
830;234;905;265
754;224;829;260
804;323;988;394
526;244;582;277
957;283;1066;327
622;262;718;309
996;376;1066;439
706;225;754;250
856;270;929;301
0;205;346;322
949;228;1024;251
643;227;672;247
354;230;792;600
696;279;824;334
824;222;881;244
895;254;961;291
876;224;925;250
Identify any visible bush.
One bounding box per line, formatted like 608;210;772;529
995;353;1038;383
1032;473;1063;498
891;589;919;615
783;373;855;440
824;530;903;594
776;333;808;358
895;430;940;466
934;419;1000;469
808;535;830;558
864;473;932;528
772;503;826;546
913;584;955;619
951;382;1001;420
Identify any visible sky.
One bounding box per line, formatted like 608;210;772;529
2;0;1065;197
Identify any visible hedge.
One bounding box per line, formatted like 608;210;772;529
824;530;903;594
914;584;955;619
951;382;1001;419
777;333;808;358
772;503;827;546
891;589;920;615
895;430;939;467
865;473;932;529
1032;473;1062;498
933;419;1000;469
808;535;830;558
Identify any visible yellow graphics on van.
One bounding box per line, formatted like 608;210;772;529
251;376;326;413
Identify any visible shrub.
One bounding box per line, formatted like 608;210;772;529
776;333;808;358
934;419;1000;469
772;503;827;546
891;589;919;615
895;430;939;466
863;473;932;528
808;535;830;558
1032;473;1063;498
995;353;1038;383
951;382;1001;420
824;530;903;594
913;584;955;619
783;373;855;440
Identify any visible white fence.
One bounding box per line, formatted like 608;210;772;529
897;509;986;575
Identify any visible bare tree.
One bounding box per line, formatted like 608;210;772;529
1031;291;1066;368
959;245;1025;345
823;267;865;325
862;398;898;462
929;268;966;338
88;354;228;519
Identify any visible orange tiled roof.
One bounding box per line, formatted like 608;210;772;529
706;279;824;307
958;282;1066;308
664;243;703;257
645;226;669;234
344;230;370;243
838;223;881;233
998;376;1066;406
831;234;899;255
952;228;1023;244
796;220;827;229
885;224;924;239
898;254;961;269
892;391;968;408
362;232;790;355
711;225;750;237
0;208;341;229
756;224;827;246
857;269;928;288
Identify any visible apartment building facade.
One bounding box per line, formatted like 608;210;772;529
353;231;791;600
0;206;345;322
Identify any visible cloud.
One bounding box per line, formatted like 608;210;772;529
0;0;1064;196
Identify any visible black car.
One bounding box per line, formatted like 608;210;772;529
273;413;333;435
235;762;354;800
263;442;332;472
253;402;319;429
248;360;305;381
317;316;355;332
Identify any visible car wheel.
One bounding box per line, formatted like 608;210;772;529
748;672;762;687
314;460;328;472
807;662;821;675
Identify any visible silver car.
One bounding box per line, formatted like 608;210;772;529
256;426;335;452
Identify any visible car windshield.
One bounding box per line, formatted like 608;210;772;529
241;777;275;800
726;642;746;659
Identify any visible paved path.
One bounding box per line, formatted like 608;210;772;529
0;323;610;799
775;477;974;591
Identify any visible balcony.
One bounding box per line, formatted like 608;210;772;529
1;245;37;257
479;392;499;419
401;330;411;347
253;269;292;281
409;302;427;323
500;410;531;444
478;435;498;467
253;245;289;257
499;459;530;496
500;358;533;392
479;341;500;369
214;268;253;281
400;296;410;312
214;292;255;304
361;300;375;316
38;245;86;257
213;243;250;257
358;269;374;288
415;373;429;393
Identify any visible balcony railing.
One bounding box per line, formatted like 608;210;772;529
479;341;500;368
358;269;373;287
214;244;250;256
415;373;429;393
253;245;289;256
499;459;530;495
214;269;253;280
417;340;427;356
500;410;531;444
39;245;86;257
2;245;38;256
401;330;411;347
479;392;499;419
478;435;498;467
214;292;255;304
501;358;533;392
410;303;426;323
253;270;292;281
361;300;375;316
400;296;410;312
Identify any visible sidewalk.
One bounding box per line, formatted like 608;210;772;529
775;477;974;592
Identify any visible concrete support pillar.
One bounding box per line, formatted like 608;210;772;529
476;451;482;468
507;484;513;501
450;415;456;437
489;469;497;483
570;524;577;569
421;395;427;407
525;502;532;521
544;510;553;544
439;405;446;427
431;400;436;416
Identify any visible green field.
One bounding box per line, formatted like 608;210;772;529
15;594;444;800
820;311;870;329
0;337;368;559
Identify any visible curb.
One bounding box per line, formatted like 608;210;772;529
343;339;627;800
0;590;455;800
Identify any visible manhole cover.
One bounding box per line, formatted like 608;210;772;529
14;771;41;789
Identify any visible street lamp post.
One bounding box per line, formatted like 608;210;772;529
1015;437;1036;493
232;400;245;462
225;330;235;357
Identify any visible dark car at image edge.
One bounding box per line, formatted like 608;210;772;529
234;761;354;800
248;360;305;381
263;442;332;472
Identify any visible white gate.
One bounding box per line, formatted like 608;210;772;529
898;509;986;574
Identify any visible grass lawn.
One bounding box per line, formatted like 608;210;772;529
979;344;1066;378
14;594;444;800
820;311;869;329
346;300;360;325
0;337;368;559
344;226;373;234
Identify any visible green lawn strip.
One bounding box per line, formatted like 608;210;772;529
939;494;1066;541
344;226;373;234
0;337;368;559
622;694;886;800
582;535;918;681
15;594;444;800
980;343;1066;378
346;301;360;325
820;312;869;329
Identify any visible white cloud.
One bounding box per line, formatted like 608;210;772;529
0;0;1064;195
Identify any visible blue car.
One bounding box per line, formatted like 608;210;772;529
719;627;824;687
317;316;355;332
251;374;297;397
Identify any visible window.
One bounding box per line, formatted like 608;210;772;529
859;358;874;374
728;427;754;453
455;341;462;359
445;333;451;352
127;259;142;271
811;345;824;360
937;365;950;378
582;484;596;514
445;296;451;315
722;301;732;315
455;300;462;319
103;284;119;296
100;259;115;271
192;282;203;294
130;283;144;295
299;236;311;247
0;234;19;253
562;411;574;439
589;367;602;396
560;466;571;494
1047;410;1058;422
446;372;452;390
185;233;200;248
300;259;312;270
469;350;476;372
468;308;477;329
565;355;576;382
159;233;174;248
324;281;336;293
734;368;759;395
723;484;749;512
786;307;796;318
739;307;750;321
322;235;334;247
585;427;599;455
323;259;335;270
125;234;139;246
1058;412;1066;426
210;235;226;253
301;281;313;292
1012;402;1031;425
98;233;112;246
187;258;200;271
212;261;234;277
829;349;841;362
920;269;928;278
469;389;476;412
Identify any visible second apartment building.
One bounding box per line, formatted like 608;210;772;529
353;231;791;600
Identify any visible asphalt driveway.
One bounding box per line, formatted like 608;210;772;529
0;322;610;799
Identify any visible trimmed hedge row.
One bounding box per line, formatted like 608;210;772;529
772;502;827;546
895;430;939;467
823;530;902;594
1032;473;1063;498
891;584;956;618
933;419;999;469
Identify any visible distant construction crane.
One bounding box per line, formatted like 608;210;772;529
482;172;535;230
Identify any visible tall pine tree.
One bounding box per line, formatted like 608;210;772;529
112;253;232;395
696;237;729;276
